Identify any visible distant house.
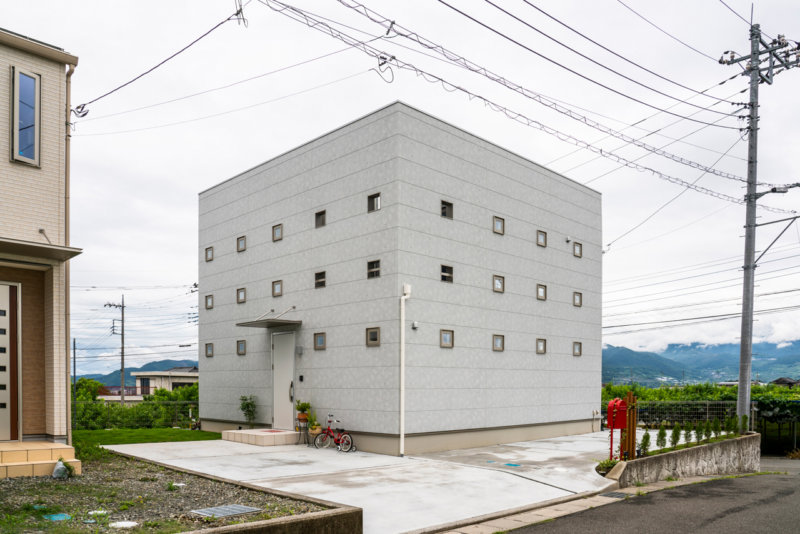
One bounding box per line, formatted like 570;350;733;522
132;366;199;395
0;28;80;444
770;377;797;387
198;103;601;455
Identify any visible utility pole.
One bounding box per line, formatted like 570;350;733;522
105;295;125;404
721;26;800;430
72;338;76;399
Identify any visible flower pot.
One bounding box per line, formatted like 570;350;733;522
309;426;322;436
297;413;309;423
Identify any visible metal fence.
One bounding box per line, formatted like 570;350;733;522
72;401;199;430
602;401;756;430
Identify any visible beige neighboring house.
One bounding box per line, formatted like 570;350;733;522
132;366;199;395
0;28;80;445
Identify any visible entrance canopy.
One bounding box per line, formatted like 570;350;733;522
236;318;302;329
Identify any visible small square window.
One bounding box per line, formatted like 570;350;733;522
315;271;326;288
272;280;283;297
573;292;583;307
367;260;381;279
441;265;453;283
368;193;381;212
573;242;583;258
205;247;214;262
315;210;326;228
272;224;283;242
236;340;246;356
493;275;505;293
537;284;547;301
493;334;504;352
366;327;381;347
537;230;547;247
573;341;583;356
205;343;214;357
536;338;547;354
12;68;40;166
314;332;326;350
205;295;214;309
440;329;454;348
236;288;246;304
237;236;246;252
493;216;505;235
441;200;453;219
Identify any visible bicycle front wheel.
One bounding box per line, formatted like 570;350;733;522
339;433;354;452
314;432;331;449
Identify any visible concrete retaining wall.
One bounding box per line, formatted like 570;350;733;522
608;433;760;488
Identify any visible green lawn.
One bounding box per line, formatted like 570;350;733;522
73;428;221;460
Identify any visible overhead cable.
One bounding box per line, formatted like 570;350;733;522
338;0;748;183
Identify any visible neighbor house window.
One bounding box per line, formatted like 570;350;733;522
573;341;583;356
236;288;246;304
441;200;453;219
272;280;283;297
441;265;453;283
205;247;214;262
573;292;583;307
537;230;547;247
366;327;381;347
536;338;547;354
315;271;326;288
493;216;505;235
573;242;583;258
205;343;214;357
205;295;213;309
237;236;246;252
440;329;454;348
537;284;547;301
493;275;505;293
315;210;326;228
272;224;283;241
12;68;40;166
493;334;504;352
368;193;381;212
314;332;326;350
367;260;381;279
237;340;246;356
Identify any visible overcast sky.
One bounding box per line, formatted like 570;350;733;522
5;0;800;374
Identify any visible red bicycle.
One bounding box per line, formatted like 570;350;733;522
314;413;356;452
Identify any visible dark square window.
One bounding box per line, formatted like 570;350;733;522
205;247;214;261
368;193;381;212
441;200;453;219
237;288;246;304
237;340;246;356
314;332;326;350
272;224;283;242
493;216;505;235
205;343;214;357
493;334;504;352
272;280;283;297
205;295;213;309
573;242;583;258
493;275;505;293
573;341;583;356
315;210;326;228
537;284;547;301
573;292;583;307
537;230;547;248
440;329;454;348
366;327;380;347
237;236;246;252
315;271;326;288
536;339;547;354
367;260;381;279
441;265;453;283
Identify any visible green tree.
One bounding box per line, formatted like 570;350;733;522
670;422;681;449
73;377;104;401
704;420;712;441
683;423;693;446
656;423;667;449
694;421;703;444
712;418;722;438
640;430;651;457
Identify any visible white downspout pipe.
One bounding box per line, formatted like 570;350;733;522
399;284;411;456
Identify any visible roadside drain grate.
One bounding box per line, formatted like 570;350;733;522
191;504;261;518
600;492;629;499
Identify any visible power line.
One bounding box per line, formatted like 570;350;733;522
75;5;247;114
615;0;719;62
260;0;794;212
434;0;741;128
520;0;736;104
604;303;800;329
338;0;749;183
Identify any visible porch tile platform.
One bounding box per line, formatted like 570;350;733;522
0;442;82;478
222;429;300;446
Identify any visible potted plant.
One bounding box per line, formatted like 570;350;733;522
295;400;311;423
308;411;322;436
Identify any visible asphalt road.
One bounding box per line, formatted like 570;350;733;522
512;460;800;534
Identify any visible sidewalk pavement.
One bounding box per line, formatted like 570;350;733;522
106;431;621;533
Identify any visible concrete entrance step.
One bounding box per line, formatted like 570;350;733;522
0;441;82;478
222;429;300;446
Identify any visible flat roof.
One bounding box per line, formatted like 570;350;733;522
236;318;302;329
0;237;81;262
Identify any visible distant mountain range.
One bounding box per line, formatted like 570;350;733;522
78;359;198;386
603;341;800;385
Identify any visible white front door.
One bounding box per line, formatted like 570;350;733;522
272;332;295;429
0;284;18;441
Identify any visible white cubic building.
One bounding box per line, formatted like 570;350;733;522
198;102;601;454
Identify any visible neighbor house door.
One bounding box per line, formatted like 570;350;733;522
272;332;295;429
0;284;19;441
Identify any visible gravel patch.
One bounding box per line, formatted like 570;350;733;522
0;454;325;532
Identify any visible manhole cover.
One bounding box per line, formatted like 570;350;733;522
600;492;629;499
191;504;261;518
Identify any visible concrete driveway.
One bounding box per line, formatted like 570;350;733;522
106;431;618;533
